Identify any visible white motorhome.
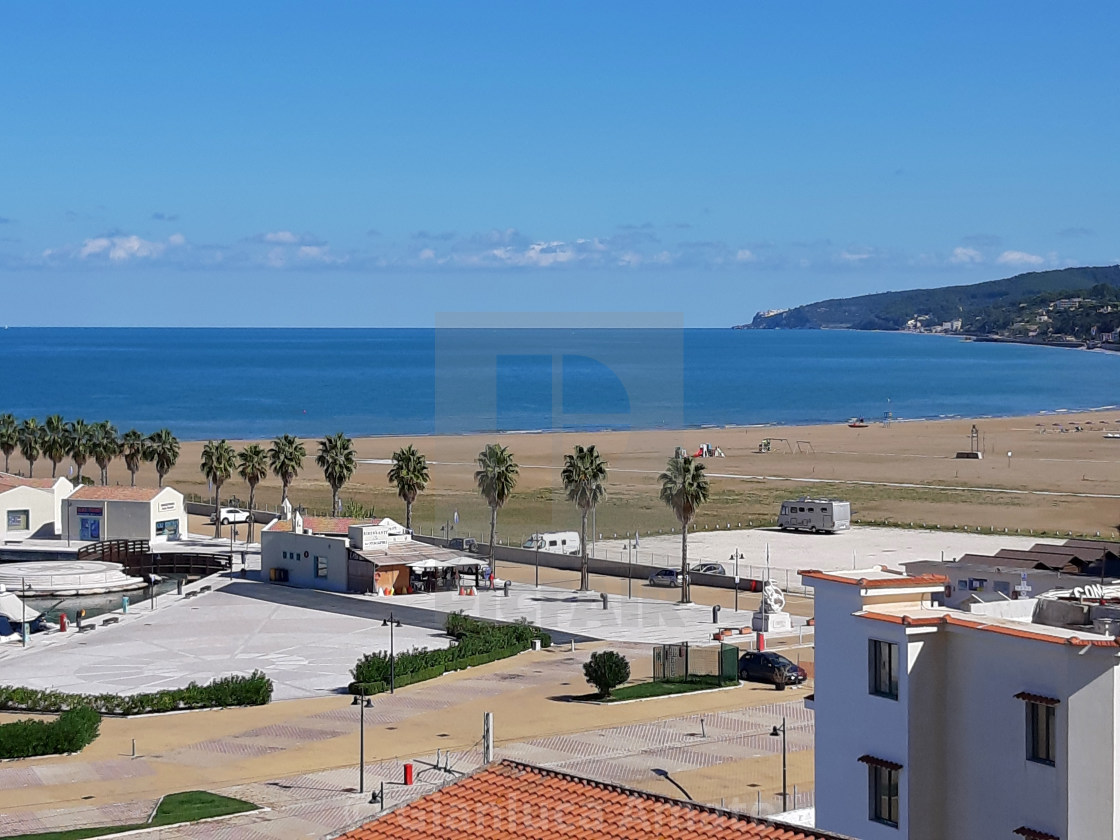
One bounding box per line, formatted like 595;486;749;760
522;531;581;555
778;498;850;533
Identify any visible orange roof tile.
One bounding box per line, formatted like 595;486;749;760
69;485;165;501
800;569;948;589
333;760;856;840
858;609;1120;648
0;473;58;490
267;516;374;533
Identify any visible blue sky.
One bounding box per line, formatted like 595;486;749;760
1;2;1117;326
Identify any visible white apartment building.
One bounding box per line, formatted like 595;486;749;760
804;565;1120;840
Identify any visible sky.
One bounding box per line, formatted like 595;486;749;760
1;2;1118;327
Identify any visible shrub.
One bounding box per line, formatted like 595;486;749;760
0;671;272;716
0;707;101;759
583;650;631;698
349;614;549;694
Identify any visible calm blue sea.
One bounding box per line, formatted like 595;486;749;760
0;328;1117;440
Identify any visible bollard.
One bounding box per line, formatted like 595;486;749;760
121;596;129;614
177;579;184;596
404;763;414;786
503;580;511;598
756;631;765;652
59;612;68;632
601;592;609;610
712;604;721;624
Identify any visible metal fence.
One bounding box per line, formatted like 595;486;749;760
652;642;738;683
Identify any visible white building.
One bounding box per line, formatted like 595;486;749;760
261;514;479;594
0;473;72;540
804;565;1120;840
64;486;186;543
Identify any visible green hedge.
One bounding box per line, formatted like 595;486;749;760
349;615;550;695
0;707;101;759
0;671;273;716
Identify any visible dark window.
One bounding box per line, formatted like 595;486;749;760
315;556;328;578
869;639;899;699
1027;701;1056;765
868;764;899;826
6;509;29;530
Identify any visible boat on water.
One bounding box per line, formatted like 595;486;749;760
847;417;869;428
0;584;46;639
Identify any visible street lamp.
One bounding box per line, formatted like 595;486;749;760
383;613;403;693
351;692;373;793
21;577;29;648
229;523;238;580
534;539;540;588
769;716;788;810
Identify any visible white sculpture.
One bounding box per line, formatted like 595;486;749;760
762;579;786;613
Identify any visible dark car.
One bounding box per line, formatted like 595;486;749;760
737;651;808;686
448;537;477;552
691;562;727;575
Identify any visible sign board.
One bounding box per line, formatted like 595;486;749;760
159;501;175;512
349;523;389;551
75;506;103;516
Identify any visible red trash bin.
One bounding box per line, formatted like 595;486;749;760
404;762;414;785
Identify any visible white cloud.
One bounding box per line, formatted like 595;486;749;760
79;234;168;262
950;247;983;264
735;249;756;263
996;250;1045;267
838;250;872;262
168;233;186;246
263;231;300;244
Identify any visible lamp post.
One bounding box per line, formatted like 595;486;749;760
770;716;788;810
534;540;540;588
21;577;28;648
229;522;238;580
383;613;402;693
351;691;372;793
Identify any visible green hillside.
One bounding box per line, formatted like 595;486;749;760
737;265;1120;335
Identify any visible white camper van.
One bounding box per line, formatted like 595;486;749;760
522;531;581;555
777;498;850;533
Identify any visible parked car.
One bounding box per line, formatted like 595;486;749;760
209;507;251;525
448;537;478;552
737;651;807;686
691;562;727;575
648;568;684;587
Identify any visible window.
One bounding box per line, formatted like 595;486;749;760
315;556;328;578
1027;701;1056;765
155;519;179;538
869;639;899;699
6;509;29;530
868;764;899;827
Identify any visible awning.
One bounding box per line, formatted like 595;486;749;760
407;558;451;570
0;590;40;622
1014;691;1060;706
858;755;903;771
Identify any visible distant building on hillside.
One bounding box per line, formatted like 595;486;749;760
804;563;1120;840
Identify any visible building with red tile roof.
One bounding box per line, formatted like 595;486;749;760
64;485;185;542
332;760;855;840
0;473;72;540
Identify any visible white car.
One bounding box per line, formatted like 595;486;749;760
209;507;251;525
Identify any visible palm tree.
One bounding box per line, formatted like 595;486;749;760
201;439;236;538
67;419;93;482
120;430;145;486
145;428;180;487
268;434;306;506
42;414;70;478
237;444;268;543
316;433;356;515
0;414;17;473
475;443;519;566
17;418;42;477
387;445;429;532
658;453;710;604
561;444;608;592
92;421;119;484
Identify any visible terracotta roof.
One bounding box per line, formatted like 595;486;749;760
1014;691;1061;706
333;760;856;839
69;486;164;502
858;609;1120;648
857;754;903;771
1014;827;1060;840
267;516;374;534
800;569;948;589
0;473;58;490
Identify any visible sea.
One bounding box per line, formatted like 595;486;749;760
1;327;1117;440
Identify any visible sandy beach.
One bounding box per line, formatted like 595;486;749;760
39;409;1102;545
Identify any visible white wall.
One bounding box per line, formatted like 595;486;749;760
261;530;349;592
0;486;56;540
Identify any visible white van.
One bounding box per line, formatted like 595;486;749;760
778;498;850;533
522;531;581;555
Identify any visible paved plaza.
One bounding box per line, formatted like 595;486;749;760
592;525;1060;588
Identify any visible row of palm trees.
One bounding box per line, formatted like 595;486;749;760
386;441;711;603
0;414;181;486
199;433;359;539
